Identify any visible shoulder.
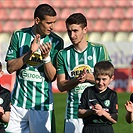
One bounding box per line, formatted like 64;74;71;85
50;32;63;41
88;41;106;48
58;45;73;53
107;88;117;96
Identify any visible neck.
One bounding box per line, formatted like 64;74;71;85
74;41;88;53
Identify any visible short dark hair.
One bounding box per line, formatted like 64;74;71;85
94;61;114;78
34;4;57;21
65;13;87;28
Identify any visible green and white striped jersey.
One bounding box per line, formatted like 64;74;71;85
5;27;64;111
57;42;111;119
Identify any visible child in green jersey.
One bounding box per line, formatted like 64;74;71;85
5;4;64;133
0;62;11;133
56;13;111;133
78;61;118;133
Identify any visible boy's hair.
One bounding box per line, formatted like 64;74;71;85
34;4;56;21
94;61;114;78
65;13;87;29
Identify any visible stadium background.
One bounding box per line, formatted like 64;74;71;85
0;0;133;93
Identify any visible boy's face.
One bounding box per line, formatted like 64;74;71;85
95;74;114;93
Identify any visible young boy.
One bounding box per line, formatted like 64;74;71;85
0;62;11;133
78;61;118;133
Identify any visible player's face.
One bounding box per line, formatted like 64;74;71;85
66;24;87;45
36;15;56;36
95;75;114;93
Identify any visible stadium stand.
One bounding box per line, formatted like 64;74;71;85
88;32;102;42
0;0;132;43
101;32;115;42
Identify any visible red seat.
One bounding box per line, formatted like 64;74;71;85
22;9;34;20
116;0;132;7
14;0;27;8
16;21;29;30
73;8;86;15
91;0;104;7
0;9;9;20
119;20;133;32
99;8;113;20
103;0;117;8
78;0;92;8
54;20;65;32
112;8;125;19
93;20;107;32
51;0;65;8
65;0;78;8
87;20;94;32
9;9;22;20
26;1;39;8
1;0;14;8
106;20;120;32
60;8;73;20
125;8;133;19
0;22;2;32
86;8;99;20
3;21;15;33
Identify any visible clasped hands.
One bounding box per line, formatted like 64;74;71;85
30;34;51;58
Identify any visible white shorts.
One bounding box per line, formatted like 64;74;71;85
5;105;55;133
64;118;83;133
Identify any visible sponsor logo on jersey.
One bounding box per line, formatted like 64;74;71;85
20;69;45;82
71;83;91;94
27;52;43;66
71;64;92;77
0;98;3;105
104;100;110;107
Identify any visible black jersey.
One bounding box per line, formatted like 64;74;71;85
130;93;133;102
0;85;11;128
79;86;118;126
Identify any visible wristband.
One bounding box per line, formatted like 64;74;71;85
42;56;51;64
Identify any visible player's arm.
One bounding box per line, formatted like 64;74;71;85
7;34;40;74
78;109;94;118
57;73;80;92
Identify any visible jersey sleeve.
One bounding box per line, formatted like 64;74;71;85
110;92;118;114
98;45;111;62
130;93;133;102
5;31;19;61
56;50;66;74
78;88;89;109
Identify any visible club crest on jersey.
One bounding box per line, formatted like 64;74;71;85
0;98;3;105
104;100;110;107
71;64;92;77
27;52;43;66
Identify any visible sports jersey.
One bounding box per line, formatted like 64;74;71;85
130;93;133;102
57;42;111;119
0;85;11;128
5;27;64;111
79;86;118;126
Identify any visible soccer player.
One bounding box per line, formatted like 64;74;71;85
125;93;133;123
5;4;64;133
56;13;111;133
0;62;11;133
78;61;118;133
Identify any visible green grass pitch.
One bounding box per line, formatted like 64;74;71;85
54;92;133;133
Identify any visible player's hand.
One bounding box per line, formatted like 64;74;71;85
93;104;103;116
39;42;52;58
0;106;4;117
125;101;133;113
30;34;40;53
77;68;87;83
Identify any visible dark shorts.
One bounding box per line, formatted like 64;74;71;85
83;124;114;133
